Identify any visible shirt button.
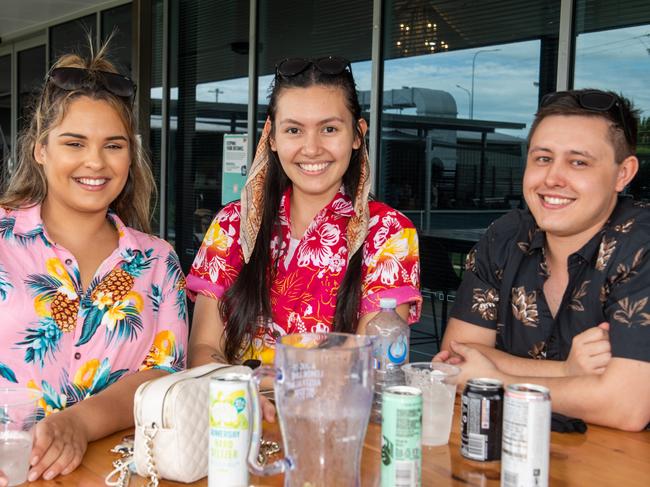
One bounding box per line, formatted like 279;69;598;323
74;352;82;360
65;259;73;265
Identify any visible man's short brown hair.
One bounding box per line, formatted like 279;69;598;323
528;89;639;163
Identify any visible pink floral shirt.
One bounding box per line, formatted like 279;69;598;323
0;205;188;418
187;188;421;362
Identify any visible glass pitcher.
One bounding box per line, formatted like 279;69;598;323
248;332;374;487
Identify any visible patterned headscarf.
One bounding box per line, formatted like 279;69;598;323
240;117;371;264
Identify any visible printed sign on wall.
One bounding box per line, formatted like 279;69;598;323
222;134;248;205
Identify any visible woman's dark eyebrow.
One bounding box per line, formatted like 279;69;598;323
58;132;87;139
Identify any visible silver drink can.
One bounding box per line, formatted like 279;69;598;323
501;383;551;487
208;373;251;487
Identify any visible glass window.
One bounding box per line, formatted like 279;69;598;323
257;1;373;131
0;55;10;170
18;46;46;133
49;15;96;66
150;0;164;233
102;3;133;75
164;0;250;271
380;1;561;353
381;1;561;224
574;0;650;201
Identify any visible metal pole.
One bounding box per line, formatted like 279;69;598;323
159;0;169;239
369;0;384;196
556;0;575;90
470;48;500;119
455;84;470;118
247;0;258;165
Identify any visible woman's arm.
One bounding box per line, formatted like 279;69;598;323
26;368;167;482
189;294;228;366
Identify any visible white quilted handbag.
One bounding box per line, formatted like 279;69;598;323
132;363;252;483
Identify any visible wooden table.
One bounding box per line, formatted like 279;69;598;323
29;398;650;486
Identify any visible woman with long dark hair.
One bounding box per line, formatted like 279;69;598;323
187;57;420;366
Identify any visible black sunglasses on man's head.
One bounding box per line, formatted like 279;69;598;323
47;67;137;101
275;56;352;79
540;90;633;147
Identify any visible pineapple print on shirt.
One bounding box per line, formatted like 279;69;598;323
0;205;188;416
78;248;155;347
21;258;82;367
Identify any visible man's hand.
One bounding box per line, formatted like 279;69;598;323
27;410;89;482
564;322;611;376
431;349;463;365
448;341;501;386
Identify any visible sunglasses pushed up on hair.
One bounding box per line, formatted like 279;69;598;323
540;90;633;147
274;56;352;79
47;67;137;102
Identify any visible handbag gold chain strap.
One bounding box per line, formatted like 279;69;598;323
143;424;160;487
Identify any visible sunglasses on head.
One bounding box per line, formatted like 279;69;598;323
47;67;137;101
275;56;352;79
540;90;633;147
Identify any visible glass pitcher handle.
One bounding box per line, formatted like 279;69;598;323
248;365;289;477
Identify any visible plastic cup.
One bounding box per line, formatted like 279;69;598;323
0;388;42;486
402;362;460;446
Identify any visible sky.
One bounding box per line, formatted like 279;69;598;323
151;24;650;140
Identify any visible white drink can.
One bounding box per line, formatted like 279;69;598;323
501;383;551;487
208;373;251;487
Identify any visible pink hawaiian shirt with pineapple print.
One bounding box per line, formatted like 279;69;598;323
187;188;422;363
0;205;188;419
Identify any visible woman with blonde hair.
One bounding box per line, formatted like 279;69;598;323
0;43;187;484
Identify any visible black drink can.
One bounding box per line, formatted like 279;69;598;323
460;378;504;461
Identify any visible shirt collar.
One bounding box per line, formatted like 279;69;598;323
527;197;630;262
279;185;355;226
10;204;44;236
10;203;141;253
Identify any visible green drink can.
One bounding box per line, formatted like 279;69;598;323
381;385;422;487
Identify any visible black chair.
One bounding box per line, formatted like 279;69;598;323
413;235;462;350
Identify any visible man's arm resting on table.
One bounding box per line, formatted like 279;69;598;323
441;318;567;377
491;357;650;431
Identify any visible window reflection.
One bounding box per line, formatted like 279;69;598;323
381;38;549;230
574;17;650;201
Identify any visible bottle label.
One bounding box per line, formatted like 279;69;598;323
373;335;408;370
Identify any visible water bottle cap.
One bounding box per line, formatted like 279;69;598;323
379;298;397;309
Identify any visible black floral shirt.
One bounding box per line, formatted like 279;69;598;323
451;198;650;363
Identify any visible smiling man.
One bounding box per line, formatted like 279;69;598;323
438;89;650;431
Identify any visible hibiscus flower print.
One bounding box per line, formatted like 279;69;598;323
271;235;288;260
216;204;240;223
373;213;402;249
204;221;233;251
297;223;341;268
330;196;354;215
327;249;346;274
365;230;410;286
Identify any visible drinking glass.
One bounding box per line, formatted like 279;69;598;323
0;388;42;486
402;362;459;446
248;333;374;487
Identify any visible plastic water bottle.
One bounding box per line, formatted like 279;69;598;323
366;297;410;423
